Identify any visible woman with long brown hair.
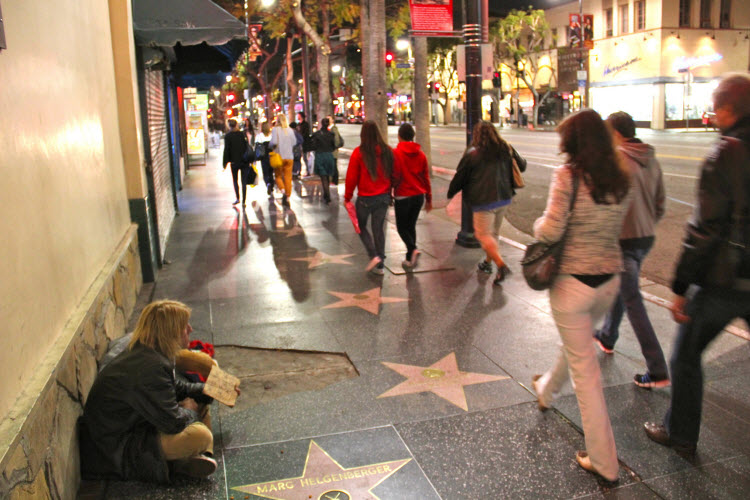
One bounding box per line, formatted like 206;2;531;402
531;109;631;483
344;121;394;274
447;121;526;285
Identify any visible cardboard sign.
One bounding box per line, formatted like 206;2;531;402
202;365;240;407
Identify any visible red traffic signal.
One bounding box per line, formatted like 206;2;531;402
385;52;394;66
226;92;236;103
434;82;441;91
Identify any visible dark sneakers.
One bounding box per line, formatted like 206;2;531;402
593;332;614;354
477;260;493;274
643;422;696;456
634;372;671;389
172;453;217;479
493;265;511;286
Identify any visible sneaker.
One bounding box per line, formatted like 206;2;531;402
410;249;421;269
402;259;413;271
634;373;671;389
477;260;493;274
232;199;240;205
593;332;614;354
172;453;217;479
493;264;511;285
371;263;385;275
365;256;382;272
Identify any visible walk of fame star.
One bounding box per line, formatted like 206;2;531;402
277;224;305;237
291;251;354;269
233;440;411;500
378;352;509;411
322;287;408;315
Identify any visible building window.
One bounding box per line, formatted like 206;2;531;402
700;0;712;28
606;8;613;37
635;1;646;31
619;4;629;34
720;0;731;28
679;0;691;27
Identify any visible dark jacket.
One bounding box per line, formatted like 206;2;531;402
299;120;314;152
223;130;249;166
447;144;526;207
672;115;750;295
312;129;336;153
79;343;209;483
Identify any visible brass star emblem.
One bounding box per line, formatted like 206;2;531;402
232;440;411;500
290;251;355;269
322;287;408;315
378;352;509;411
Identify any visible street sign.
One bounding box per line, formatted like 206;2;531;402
577;70;587;80
395;63;411;69
578;80;586;88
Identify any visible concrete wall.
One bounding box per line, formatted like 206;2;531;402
0;0;131;422
0;0;141;497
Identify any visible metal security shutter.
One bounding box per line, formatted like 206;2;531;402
144;68;175;257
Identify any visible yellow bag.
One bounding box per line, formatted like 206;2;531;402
269;151;283;169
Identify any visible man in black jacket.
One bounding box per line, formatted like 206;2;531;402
223;119;251;207
644;74;750;456
80;301;218;482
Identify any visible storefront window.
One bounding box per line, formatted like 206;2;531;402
666;81;717;120
590;85;653;122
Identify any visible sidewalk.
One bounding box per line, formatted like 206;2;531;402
103;147;750;499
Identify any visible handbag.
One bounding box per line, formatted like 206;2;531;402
521;174;579;290
242;141;256;164
268;151;283;169
510;148;524;189
254;142;267;160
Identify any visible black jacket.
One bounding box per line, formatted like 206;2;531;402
447;145;526;207
79;343;209;483
223;130;249;166
312;129;336;153
672;115;750;295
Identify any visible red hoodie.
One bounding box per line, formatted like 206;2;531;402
345;146;393;201
393;141;432;203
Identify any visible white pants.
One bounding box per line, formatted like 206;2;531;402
535;274;620;481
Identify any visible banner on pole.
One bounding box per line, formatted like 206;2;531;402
248;23;262;61
568;14;593;49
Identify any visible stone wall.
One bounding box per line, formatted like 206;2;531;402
0;226;142;500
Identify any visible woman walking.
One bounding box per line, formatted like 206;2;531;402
256;121;274;197
270;114;295;205
447;121;526;285
344;121;394;275
531;109;631;483
311;117;337;204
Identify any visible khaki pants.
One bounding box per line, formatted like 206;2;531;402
159;405;213;460
472;205;508;267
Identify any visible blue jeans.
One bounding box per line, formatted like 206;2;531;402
597;239;669;379
355;194;390;261
665;287;750;446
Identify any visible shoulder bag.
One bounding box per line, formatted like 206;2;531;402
521;173;579;290
268;151;283;169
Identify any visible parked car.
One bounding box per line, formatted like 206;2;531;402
347;114;364;124
334;113;346;123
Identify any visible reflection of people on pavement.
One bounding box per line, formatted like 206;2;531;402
267;205;311;301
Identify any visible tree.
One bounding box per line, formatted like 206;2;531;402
427;41;459;126
490;9;556;127
361;0;387;134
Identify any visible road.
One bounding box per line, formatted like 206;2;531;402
335;123;721;288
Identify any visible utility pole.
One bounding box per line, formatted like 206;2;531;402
455;0;482;248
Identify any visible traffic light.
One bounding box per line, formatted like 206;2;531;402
434;82;441;93
385;52;394;67
226;92;236;103
226;109;234;117
492;71;502;88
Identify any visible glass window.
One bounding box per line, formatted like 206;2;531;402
606;8;613;37
591;85;653;122
666;82;718;120
700;0;712;28
619;4;629;34
720;0;731;28
636;1;646;31
679;0;691;27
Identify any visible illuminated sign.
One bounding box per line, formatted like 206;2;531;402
674;53;723;72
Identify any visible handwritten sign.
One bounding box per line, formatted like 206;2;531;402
203;366;240;407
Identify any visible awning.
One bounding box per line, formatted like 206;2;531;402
133;0;246;47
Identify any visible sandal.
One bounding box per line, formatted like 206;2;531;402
575;451;618;484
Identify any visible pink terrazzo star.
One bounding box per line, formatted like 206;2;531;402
290;251;355;269
322;287;408;315
378;352;509;411
233;440;410;500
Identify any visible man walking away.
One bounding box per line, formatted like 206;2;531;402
594;111;669;389
328;115;344;185
644;73;750;457
223;119;251;207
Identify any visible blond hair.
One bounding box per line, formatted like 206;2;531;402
275;113;289;129
129;300;191;360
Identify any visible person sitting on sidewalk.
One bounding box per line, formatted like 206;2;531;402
594;111;669;390
392;123;432;270
79;300;221;482
644;73;750;457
